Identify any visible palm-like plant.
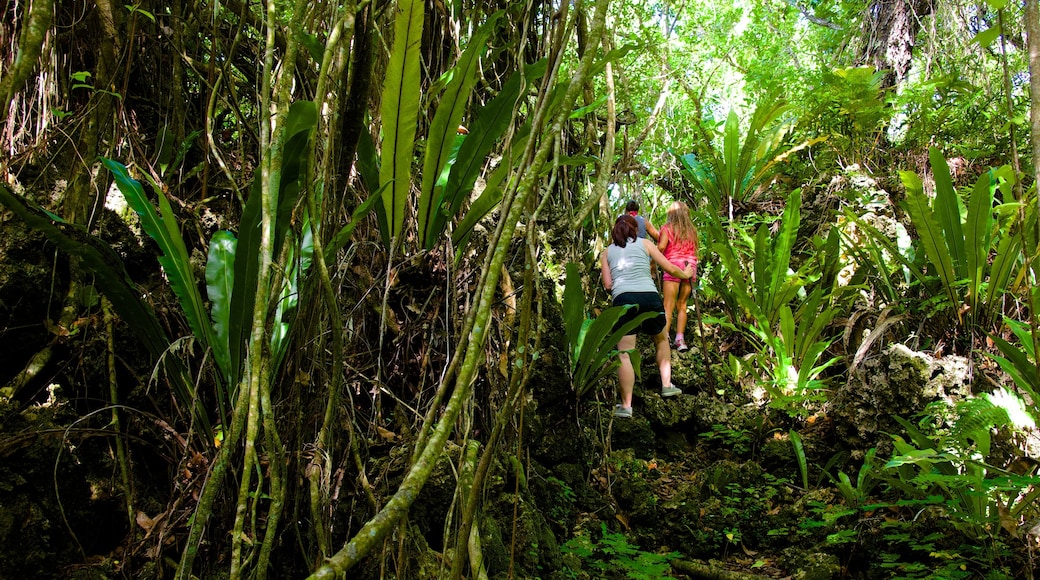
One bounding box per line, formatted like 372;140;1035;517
704;189;841;413
676;93;807;215
890;148;1018;331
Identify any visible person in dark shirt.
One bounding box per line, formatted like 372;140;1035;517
625;200;659;242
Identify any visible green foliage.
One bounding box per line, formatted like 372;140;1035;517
417;12;501;249
801;66;889;165
875;521;1016;580
880;395;1040;541
0;185;167;359
378;0;424;243
449;62;545;258
563;263;654;398
705;189;839;413
826;448;878;508
91;101;319;428
379;9;546;255
699;424;754;457
103;158;220;369
676;93;814;213
323;187;385;264
0;181;214;436
561;523;680;580
989;316;1040;415
898;150;1018;329
788;429;808;489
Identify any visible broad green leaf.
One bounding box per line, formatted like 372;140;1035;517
102;158;216;355
418;11;502;248
379;0;424;242
452;125;532;257
570;94;608;119
900;169;958;313
971;26;1001;49
440;62;545;250
206;230;237;385
929;147;967;280
324;184;387;264
230;177;262;391
964;170;994;314
789;430;808;489
564;263;586;357
357;127;391;249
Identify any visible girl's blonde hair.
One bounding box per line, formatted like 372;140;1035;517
664;201;698;246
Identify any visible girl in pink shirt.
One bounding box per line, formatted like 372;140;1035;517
657;201;699;351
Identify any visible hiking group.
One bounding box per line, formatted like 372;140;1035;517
599;200;700;419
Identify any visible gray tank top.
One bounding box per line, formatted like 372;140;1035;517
606;239;657;298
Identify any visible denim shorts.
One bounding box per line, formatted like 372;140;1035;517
612;292;665;336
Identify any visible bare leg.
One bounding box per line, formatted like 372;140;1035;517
662;280;680;338
617;334;637;408
676;281;692;338
653;330;671;389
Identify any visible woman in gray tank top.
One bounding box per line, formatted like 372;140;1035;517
599;215;694;418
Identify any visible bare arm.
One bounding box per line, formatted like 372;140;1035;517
645;220;660;242
600;249;613;291
657;227;669;252
644;239;693;280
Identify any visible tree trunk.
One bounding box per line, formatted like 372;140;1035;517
858;0;935;91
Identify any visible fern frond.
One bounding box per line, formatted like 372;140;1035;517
950;396;1010;456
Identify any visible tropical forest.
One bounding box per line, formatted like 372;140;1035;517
3;0;1040;578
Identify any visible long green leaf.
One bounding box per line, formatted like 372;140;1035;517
206;230;236;386
987;231;1021;308
452;124;531;256
767;189;801;321
357;127;391;249
418;12;502;248
789;429;809;489
102;158;215;352
323;184;387;264
900;170;958;312
722;110;741;201
230;177;262;391
574;308;655;397
436;61;546;249
564;263;586;356
379;0;424;242
964;170;994;315
0;184;169;358
676;152;721;211
0;184;209;435
929;147;967;280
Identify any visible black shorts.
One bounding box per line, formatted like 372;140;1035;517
612;292;665;336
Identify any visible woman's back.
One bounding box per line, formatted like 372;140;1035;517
606;240;656;297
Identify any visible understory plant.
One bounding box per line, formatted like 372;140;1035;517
850;149;1020;337
704;189;842;414
560;523;680;580
563;262;654;399
879;393;1040;541
675;92;811;216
